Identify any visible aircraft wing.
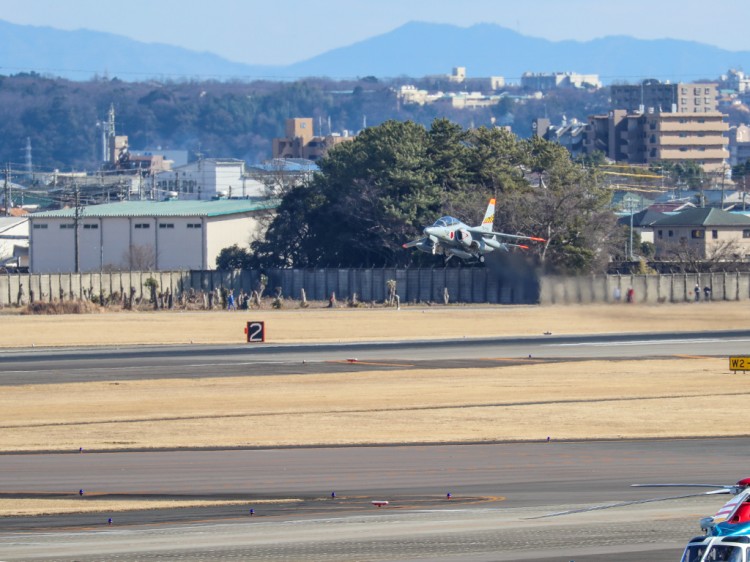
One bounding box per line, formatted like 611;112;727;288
468;228;546;243
402;238;426;249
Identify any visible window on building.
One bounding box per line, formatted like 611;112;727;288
712;230;718;239
694;98;701;105
705;88;711;94
669;230;674;237
59;224;74;229
658;230;663;238
744;230;750;238
691;229;705;239
698;118;706;123
33;224;48;229
134;223;150;229
681;87;688;94
694;88;701;95
83;224;98;230
159;223;175;229
681;98;687;105
704;97;711;104
187;223;202;229
679;132;687;137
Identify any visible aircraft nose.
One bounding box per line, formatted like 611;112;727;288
424;226;437;236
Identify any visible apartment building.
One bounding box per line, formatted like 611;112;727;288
585;110;728;171
644;112;728;171
272;118;354;161
520;72;601;92
611;80;718;113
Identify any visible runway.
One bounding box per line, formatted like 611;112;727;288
2;332;750;560
0;329;748;385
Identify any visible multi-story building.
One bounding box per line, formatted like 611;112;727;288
611;80;718;113
724;69;750;94
155;158;248;200
585;110;729;171
729;125;750;166
643;112;728;171
532;118;587;159
272;118;354;161
447;67;466;83
520;72;601;92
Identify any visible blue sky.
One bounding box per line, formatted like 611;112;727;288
1;0;749;65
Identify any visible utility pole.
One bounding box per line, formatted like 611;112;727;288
73;182;81;273
3;163;10;216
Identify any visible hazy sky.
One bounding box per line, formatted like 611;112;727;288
2;0;749;65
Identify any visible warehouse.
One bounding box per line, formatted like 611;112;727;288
29;199;276;273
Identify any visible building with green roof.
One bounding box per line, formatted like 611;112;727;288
651;207;750;260
29;199;277;273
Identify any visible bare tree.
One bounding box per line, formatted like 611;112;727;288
659;238;743;272
123;244;157;270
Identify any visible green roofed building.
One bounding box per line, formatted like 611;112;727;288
29;199;277;273
651;207;750;260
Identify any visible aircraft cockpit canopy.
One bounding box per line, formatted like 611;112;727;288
433;217;460;228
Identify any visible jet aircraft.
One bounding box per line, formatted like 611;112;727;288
402;199;545;263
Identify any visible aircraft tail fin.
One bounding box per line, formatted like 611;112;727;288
479;199;496;232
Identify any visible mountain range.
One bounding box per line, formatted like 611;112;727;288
2;19;750;83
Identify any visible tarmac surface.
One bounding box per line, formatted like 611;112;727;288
0;329;749;386
2;332;750;560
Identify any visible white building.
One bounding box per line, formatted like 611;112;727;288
29;199;277;273
0;216;29;269
155;158;256;200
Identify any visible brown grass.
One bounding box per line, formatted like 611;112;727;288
0;301;748;347
0;357;740;452
2;302;745;516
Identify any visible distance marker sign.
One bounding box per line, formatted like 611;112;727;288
245;321;265;343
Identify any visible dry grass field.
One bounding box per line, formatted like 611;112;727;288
2;302;748;515
1;301;748;347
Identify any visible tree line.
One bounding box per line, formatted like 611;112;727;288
0;73;609;170
218;119;622;274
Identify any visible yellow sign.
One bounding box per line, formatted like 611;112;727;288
729;357;750;371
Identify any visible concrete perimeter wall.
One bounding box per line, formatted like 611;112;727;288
540;273;750;304
2;269;749;306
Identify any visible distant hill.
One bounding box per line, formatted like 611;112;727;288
289;22;750;83
0;19;274;81
2;19;750;83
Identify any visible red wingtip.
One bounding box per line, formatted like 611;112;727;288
519;245;529;250
530;237;546;242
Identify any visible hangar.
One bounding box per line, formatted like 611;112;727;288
29;199;276;273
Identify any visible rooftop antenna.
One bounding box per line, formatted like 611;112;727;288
362;114;367;130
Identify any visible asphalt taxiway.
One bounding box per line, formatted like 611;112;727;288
2;332;750;560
